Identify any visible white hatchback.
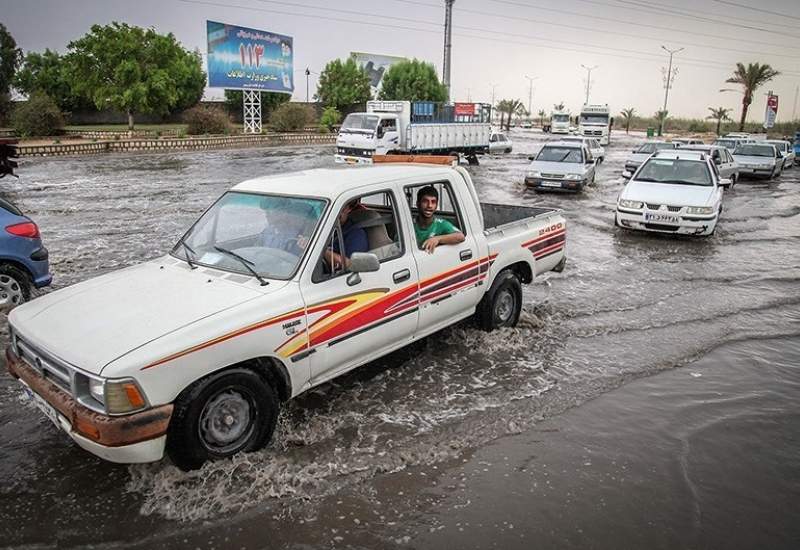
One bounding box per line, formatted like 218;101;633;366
615;150;729;237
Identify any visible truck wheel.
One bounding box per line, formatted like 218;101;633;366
166;368;279;471
0;264;32;314
475;270;522;331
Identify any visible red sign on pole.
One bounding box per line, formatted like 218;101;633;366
764;93;779;129
454;103;476;116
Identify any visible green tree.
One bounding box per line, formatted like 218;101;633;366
13;49;88;111
315;58;371;111
0;23;22;123
725;62;780;131
553;102;565;111
319;106;341;131
378;59;447;102
64;23;206;130
619;108;636;134
706;106;732;136
655;109;668;135
496;98;525;131
10;92;64;137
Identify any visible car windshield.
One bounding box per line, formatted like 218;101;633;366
173;192;327;280
552;114;570;122
340;114;379;133
636;158;712;186
733;145;774;157
580;114;609;124
536;146;583;163
636;142;674;154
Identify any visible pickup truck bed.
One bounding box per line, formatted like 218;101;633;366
481;202;559;232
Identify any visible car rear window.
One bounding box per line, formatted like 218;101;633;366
0;198;22;216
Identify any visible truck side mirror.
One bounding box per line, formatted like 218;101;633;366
377;127;385;139
350;252;380;273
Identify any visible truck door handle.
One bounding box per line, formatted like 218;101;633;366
460;249;473;261
393;269;411;283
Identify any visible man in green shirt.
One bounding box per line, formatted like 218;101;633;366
414;186;466;253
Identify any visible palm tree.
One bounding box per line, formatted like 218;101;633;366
725;62;780;131
654;110;669;135
619;108;636;134
495;100;510;130
553;102;565;111
706;107;732;136
538;109;547;127
496;99;525;131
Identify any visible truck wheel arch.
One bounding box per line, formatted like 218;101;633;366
488;259;534;287
180;356;292;403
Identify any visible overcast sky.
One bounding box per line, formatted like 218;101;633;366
3;0;800;121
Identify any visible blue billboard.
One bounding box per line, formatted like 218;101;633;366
206;20;293;93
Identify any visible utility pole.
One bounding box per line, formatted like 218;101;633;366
792;84;799;122
490;83;497;107
524;75;538;119
305;67;311;103
581;64;598;104
660;46;683;136
443;0;455;101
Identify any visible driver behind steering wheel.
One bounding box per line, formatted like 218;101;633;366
259;197;320;255
325;198;369;271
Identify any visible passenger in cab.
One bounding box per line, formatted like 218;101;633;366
325;198;369;270
414;186;465;253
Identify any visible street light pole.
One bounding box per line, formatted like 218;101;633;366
581;64;598;104
443;0;455;101
490;83;497;107
660;46;683;136
305;67;311;103
524;75;538;118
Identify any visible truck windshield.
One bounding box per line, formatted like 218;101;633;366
536;147;583;163
733;145;774;157
341;114;379;133
552;114;569;122
580;114;609;124
172;192;326;280
636;159;712;186
636;142;675;154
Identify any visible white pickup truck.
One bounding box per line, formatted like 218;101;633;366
7;159;567;470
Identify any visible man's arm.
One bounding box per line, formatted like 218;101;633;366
422;230;465;254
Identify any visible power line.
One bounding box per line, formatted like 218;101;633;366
489;0;794;50
708;0;800;21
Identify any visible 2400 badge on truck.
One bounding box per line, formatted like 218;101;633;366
7;158;567;470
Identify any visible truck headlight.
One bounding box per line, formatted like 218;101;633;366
89;378;105;404
686;206;714;215
618;199;643;209
85;377;147;414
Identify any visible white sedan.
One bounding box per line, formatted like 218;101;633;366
559;136;604;163
489;131;513;154
615;149;729;237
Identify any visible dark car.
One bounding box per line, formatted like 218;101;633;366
0;197;51;311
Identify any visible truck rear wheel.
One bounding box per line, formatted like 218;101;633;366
166;368;279;471
475;270;522;331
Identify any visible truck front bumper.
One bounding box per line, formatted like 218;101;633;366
334;154;373;165
6;347;172;463
615;208;717;236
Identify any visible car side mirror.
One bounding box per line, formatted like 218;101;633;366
714;157;722;165
719;177;732;188
585;158;594;164
377;127;385;139
777;152;783;158
528;156;536;161
350;252;380;273
622;170;633;179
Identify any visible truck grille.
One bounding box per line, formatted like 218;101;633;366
337;147;373;158
583;130;603;136
15;335;73;392
646;204;682;212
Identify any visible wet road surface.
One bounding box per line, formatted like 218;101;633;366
1;132;798;549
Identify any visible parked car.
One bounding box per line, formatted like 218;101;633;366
559;136;605;163
489;131;513;154
679;145;740;188
525;141;596;192
766;140;794;169
0;198;52;313
623;141;678;175
712;137;747;152
673;138;705;146
731;143;783;179
7;158;567;470
615;150;728;237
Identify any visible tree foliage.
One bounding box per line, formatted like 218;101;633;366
378;59;447;102
64;23;206;129
13;49;88;111
619;108;636;133
0;23;22;123
496;99;526;131
319;106;341;131
269;102;313;132
184;104;231;135
315;58;372;111
706;106;732;136
10;92;64;137
725;62;780;131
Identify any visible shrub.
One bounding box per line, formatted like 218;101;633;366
687;120;710;133
183;105;231;135
10;93;65;137
319;106;341;131
269;102;313;132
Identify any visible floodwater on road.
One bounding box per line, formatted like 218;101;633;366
0;132;798;549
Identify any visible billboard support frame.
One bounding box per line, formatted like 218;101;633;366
243;90;262;134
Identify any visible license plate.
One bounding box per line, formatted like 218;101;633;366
540;181;562;187
23;386;62;430
644;213;679;223
345;158;357;164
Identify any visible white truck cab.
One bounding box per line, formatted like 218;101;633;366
8;159;567;470
579;104;612;146
550;109;571;134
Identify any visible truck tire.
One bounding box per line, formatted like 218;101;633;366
475;270;522;331
0;264;32;313
166;368;279;471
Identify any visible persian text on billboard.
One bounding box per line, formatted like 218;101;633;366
207;21;293;93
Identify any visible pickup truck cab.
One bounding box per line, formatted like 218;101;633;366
623;141;678;175
615;150;728;237
731;143;783;179
7;159;567;470
525;141;596;192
